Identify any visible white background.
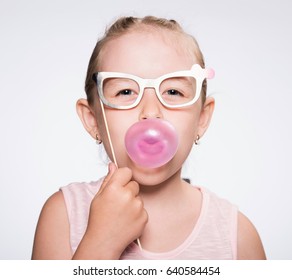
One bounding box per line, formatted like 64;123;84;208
0;0;291;259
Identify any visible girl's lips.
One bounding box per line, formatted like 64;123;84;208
138;138;164;155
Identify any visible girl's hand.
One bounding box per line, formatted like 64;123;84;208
73;163;148;259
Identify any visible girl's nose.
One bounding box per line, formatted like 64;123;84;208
138;88;163;120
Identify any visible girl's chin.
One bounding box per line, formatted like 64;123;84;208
130;162;180;187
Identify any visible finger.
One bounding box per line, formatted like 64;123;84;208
98;162;117;194
125;181;140;197
107;167;133;188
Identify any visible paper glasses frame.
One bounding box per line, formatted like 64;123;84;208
92;64;215;109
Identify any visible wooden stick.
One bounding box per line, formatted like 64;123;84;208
99;99;143;251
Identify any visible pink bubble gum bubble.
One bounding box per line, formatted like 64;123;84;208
125;119;179;169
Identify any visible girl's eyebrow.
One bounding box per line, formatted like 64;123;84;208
163;76;195;86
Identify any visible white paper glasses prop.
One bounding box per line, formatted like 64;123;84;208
94;64;215;110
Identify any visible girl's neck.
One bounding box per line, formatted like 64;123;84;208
138;169;189;208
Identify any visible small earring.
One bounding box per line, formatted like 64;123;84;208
195;135;200;145
96;134;102;145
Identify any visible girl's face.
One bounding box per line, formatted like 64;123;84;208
90;30;214;186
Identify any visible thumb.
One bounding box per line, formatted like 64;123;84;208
98;162;117;194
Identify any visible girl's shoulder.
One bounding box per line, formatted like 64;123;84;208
32;178;104;259
32;190;72;259
198;187;266;259
237;211;266;259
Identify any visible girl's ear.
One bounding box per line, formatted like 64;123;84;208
76;99;100;140
197;97;215;138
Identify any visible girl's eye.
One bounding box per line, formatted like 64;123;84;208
166;89;183;96
117;89;133;96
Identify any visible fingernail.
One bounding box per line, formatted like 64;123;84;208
108;162;112;173
108;162;115;173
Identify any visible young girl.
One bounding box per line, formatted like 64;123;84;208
32;16;266;260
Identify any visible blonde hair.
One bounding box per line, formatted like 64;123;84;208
85;16;207;105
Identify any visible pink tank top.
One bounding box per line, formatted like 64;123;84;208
60;178;237;259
